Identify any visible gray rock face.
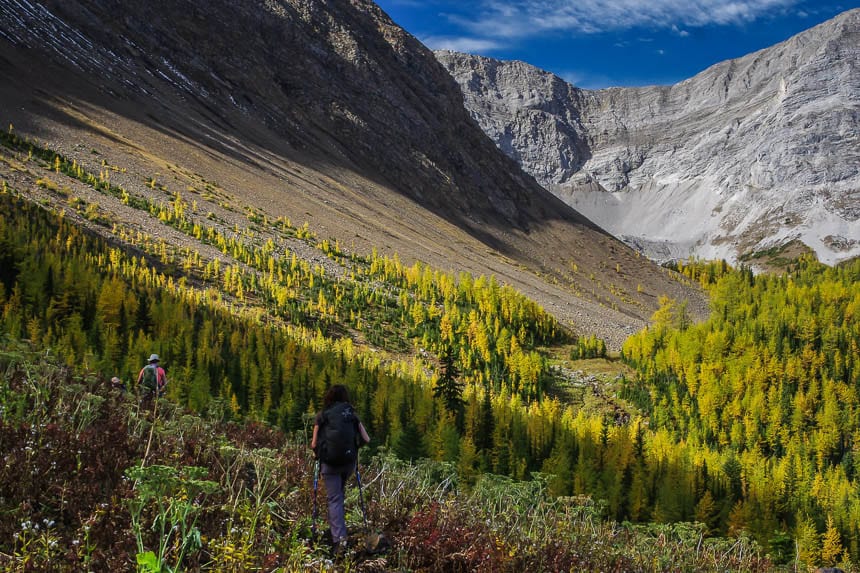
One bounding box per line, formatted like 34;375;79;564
436;9;860;265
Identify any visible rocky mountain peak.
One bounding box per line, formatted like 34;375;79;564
437;9;860;266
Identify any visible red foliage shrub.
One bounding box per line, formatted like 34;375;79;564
396;502;505;572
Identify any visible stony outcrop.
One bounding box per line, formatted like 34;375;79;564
437;9;860;265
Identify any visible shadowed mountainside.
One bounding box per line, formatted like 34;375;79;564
0;0;706;347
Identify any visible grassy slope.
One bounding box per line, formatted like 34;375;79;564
0;344;770;572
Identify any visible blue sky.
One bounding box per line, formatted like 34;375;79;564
375;0;859;89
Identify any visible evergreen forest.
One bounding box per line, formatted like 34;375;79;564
1;129;859;571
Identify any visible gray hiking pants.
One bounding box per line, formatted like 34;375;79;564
322;462;354;543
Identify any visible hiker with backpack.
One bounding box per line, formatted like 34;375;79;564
137;353;167;399
110;376;126;394
310;384;370;552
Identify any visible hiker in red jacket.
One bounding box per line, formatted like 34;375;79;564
137;353;167;398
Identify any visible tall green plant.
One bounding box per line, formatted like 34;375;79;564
125;464;218;572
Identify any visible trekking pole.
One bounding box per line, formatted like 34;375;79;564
139;391;159;470
355;452;369;532
311;458;320;539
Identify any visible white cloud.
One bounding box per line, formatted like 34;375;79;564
452;0;801;39
558;68;681;89
559;70;586;85
422;35;504;53
558;69;612;89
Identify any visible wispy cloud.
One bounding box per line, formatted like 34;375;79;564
558;67;684;89
671;24;691;37
451;0;801;39
422;35;505;53
559;69;617;89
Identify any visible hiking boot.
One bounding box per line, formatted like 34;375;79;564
333;539;349;556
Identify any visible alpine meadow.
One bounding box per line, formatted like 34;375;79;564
1;1;859;572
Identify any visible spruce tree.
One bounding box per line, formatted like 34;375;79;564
433;345;464;422
474;386;494;452
394;419;427;461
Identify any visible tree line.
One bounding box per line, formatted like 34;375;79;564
3;124;860;567
621;256;860;566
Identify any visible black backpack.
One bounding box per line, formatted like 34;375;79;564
318;402;359;466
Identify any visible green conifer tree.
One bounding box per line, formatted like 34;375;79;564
434;345;464;424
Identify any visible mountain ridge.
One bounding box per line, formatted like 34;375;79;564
0;0;707;348
436;8;860;267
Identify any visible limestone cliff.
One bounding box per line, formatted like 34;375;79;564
437;9;860;265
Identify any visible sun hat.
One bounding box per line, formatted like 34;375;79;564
148;354;160;362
